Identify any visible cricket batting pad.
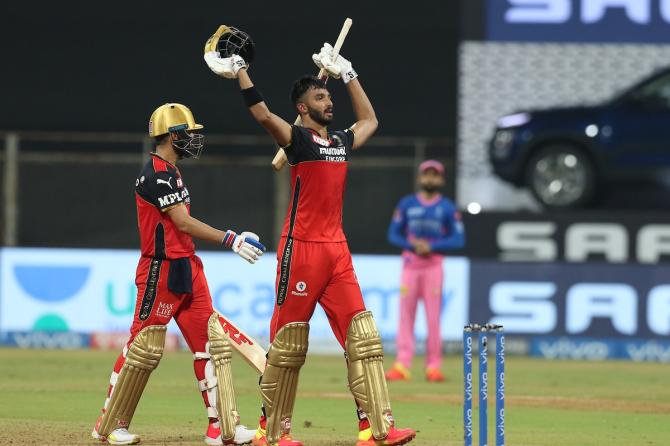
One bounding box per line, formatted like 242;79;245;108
97;325;166;437
205;313;239;441
346;311;393;440
260;322;309;444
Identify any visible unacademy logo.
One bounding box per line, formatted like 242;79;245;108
14;265;90;302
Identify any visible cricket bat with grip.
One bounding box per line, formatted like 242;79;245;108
271;18;353;171
215;310;266;375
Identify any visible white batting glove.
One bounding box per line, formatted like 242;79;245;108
204;51;247;79
223;231;266;264
311;42;358;84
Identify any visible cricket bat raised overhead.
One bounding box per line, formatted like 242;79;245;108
215;310;266;375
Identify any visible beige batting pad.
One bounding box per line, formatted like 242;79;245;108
260;322;309;444
346;311;393;440
97;325;166;437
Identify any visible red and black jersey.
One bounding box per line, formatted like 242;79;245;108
135;154;194;259
281;125;354;242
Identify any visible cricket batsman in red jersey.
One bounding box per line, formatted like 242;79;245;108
204;27;416;446
92;103;265;446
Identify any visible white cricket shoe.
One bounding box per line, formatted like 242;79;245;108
106;428;141;445
205;421;256;445
92;425;141;445
232;425;256;445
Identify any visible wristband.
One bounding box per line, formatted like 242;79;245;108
222;230;237;248
342;68;358;84
241;86;264;107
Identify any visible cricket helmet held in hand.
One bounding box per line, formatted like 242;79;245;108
204;25;255;64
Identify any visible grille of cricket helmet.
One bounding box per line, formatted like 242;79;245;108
215;26;255;63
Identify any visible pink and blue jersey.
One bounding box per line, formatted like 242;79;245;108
387;194;465;268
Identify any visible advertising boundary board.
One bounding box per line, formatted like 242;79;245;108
468;260;670;339
0;248;470;350
3;248;670;362
487;0;670;43
462;212;670;263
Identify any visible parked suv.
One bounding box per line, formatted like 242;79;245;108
489;68;670;208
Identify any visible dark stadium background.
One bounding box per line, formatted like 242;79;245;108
1;0;462;253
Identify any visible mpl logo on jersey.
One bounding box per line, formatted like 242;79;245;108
158;188;190;208
487;0;670;43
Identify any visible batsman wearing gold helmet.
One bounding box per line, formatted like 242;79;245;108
204;26;416;446
91;104;266;446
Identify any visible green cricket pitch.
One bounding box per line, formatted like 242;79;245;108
0;348;668;445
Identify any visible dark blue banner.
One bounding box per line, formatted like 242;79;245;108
488;0;670;43
468;261;670;339
1;331;91;349
530;336;670;362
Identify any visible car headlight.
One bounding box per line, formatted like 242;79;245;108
497;112;532;129
492;129;516;159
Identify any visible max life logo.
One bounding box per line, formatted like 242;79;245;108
487;0;670;43
156;302;174;319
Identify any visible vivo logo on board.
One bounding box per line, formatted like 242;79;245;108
488;0;670;43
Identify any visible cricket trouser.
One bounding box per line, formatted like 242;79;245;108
396;261;444;370
261;238;398;441
272;237;367;347
101;255;216;419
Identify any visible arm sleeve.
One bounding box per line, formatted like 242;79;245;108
345;128;355;149
387;200;413;250
140;171;184;212
282;125;305;164
282;125;304;153
429;206;466;252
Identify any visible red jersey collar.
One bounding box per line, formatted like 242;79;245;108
150;152;176;168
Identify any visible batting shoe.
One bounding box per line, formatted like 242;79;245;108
91;415;142;445
250;416;303;446
92;416;141;445
356;419;416;446
426;368;445;383
205;420;256;445
384;363;411;382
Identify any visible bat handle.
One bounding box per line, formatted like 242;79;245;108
332;18;352;58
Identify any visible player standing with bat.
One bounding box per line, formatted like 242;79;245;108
91;103;264;446
204;26;416;446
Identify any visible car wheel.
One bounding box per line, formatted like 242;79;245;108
525;144;596;208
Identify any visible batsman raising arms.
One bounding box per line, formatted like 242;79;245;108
204;26;416;446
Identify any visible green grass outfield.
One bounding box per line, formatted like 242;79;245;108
0;348;668;446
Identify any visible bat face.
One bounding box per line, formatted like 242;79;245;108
218;315;256;347
216;312;267;375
